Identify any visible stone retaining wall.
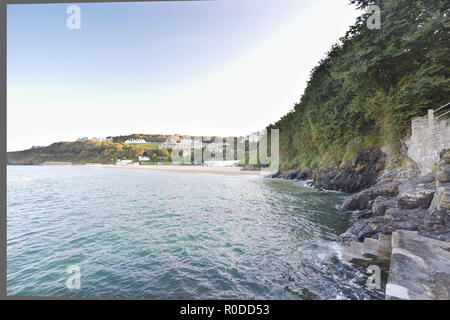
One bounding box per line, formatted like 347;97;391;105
408;109;450;175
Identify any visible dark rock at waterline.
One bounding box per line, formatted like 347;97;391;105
281;170;299;180
342;190;377;211
265;171;281;178
341;182;399;211
296;170;313;181
315;146;386;193
266;169;313;181
341;208;429;242
339;157;450;242
340;216;395;242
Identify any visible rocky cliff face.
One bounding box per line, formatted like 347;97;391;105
267;146;387;193
340;149;450;242
314;146;387;193
266;147;449;244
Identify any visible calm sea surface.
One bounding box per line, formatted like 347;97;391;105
7;165;383;299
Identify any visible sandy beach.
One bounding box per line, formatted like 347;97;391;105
72;164;275;176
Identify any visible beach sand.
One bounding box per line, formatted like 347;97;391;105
73;164;274;176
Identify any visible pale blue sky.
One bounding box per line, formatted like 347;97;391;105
7;0;361;151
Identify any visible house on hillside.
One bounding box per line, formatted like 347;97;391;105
125;139;147;144
138;156;150;162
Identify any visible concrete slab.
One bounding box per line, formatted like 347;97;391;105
378;233;392;260
386;230;450;300
362;238;379;258
343;241;372;264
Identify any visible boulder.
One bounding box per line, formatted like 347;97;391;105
436;164;450;184
428;183;450;212
340;216;395;242
281;170;299;180
383;208;427;225
371;197;398;216
397;186;435;210
375;183;399;197
440;149;450;164
265;171;281;179
296;170;313;181
342;190;377;211
340;207;431;242
397;173;435;209
376;162;420;183
418;182;450;240
341;182;399;211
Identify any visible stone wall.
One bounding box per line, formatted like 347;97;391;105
407;109;450;175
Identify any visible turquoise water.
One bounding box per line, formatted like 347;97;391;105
7;166;383;299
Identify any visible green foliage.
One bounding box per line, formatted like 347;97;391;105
132;143;159;149
6;139;172;165
270;0;449;170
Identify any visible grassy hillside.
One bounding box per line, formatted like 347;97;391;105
268;0;449;170
7;140;171;165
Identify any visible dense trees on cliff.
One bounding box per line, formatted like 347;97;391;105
269;0;449;170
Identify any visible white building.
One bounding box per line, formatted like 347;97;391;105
116;159;135;166
125;139;147;144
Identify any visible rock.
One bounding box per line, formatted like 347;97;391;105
342;190;377;211
315;146;386;193
440;149;450;164
384;207;427;224
340;216;395;242
436;164;450;184
375;183;399;197
397;186;435;210
428;183;450;212
396;173;435;209
340;207;429;242
296;170;313;180
419;183;450;241
377;163;420;183
341;181;399;211
371;197;398;216
265;171;281;178
281;170;299;180
339;151;449;249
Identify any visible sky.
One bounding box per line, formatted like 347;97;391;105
7;0;362;151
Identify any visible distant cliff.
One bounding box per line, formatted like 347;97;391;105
7;139;170;165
